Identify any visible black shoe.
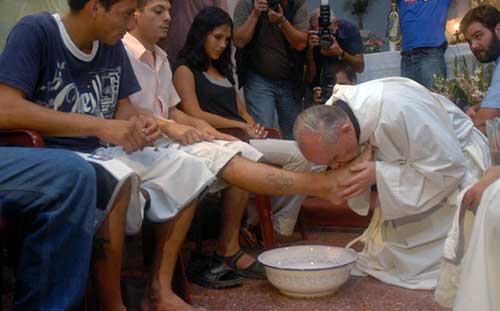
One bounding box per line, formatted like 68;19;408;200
226;249;266;280
187;253;243;289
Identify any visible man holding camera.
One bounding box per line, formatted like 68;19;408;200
305;5;364;105
233;0;309;139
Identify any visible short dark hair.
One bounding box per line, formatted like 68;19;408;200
137;0;170;11
460;5;500;34
334;63;356;84
67;0;122;11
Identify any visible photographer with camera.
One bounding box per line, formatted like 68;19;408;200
233;0;309;139
305;2;364;104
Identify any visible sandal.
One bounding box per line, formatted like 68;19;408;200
187;253;243;289
226;249;265;280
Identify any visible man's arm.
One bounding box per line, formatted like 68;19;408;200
0;83;106;137
233;0;268;48
473;108;500;134
462;166;500;211
0;84;155;154
268;4;308;51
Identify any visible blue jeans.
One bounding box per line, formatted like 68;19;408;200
244;71;302;139
401;46;447;90
0;148;96;310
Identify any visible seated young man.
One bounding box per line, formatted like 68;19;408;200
0;1;363;309
0;148;96;310
0;1;216;310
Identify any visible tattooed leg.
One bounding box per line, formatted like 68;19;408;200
92;179;131;311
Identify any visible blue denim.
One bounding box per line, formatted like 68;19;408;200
0;148;96;311
401;46;447;90
244;71;302;139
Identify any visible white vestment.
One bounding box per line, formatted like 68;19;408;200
326;77;490;289
453;179;500;311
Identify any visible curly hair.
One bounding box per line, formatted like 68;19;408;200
460;5;500;34
177;6;235;84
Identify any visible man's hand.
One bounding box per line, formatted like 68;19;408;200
320;36;344;58
308;30;320;48
267;4;284;24
192;119;239;141
462;166;500;212
313;87;323;104
137;115;162;144
466;105;479;119
97;119;150;154
166;122;204;145
253;0;269;16
245;123;268;139
338;161;376;200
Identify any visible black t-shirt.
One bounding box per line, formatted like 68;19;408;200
176;60;246;123
313;19;364;87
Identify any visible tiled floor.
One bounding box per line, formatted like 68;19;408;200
2;230;451;311
186;230;449;311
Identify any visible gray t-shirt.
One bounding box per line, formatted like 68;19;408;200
233;0;308;81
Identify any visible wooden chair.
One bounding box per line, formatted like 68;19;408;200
0;130;191;306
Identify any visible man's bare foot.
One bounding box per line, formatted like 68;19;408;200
141;288;206;311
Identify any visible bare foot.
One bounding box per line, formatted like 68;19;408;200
141;289;206;311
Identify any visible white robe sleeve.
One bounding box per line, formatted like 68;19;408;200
373;94;467;220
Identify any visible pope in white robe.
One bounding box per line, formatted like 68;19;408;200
294;77;490;290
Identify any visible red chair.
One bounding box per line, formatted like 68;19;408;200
0;130;191;306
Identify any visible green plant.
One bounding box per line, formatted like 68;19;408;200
344;0;374;29
433;56;494;109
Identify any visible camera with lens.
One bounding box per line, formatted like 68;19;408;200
318;0;334;49
268;0;280;11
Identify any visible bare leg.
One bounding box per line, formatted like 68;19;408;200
142;199;206;311
93;180;131;311
217;186;254;269
219;145;374;204
219;156;337;200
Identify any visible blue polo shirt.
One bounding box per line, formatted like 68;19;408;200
397;0;452;52
481;57;500;109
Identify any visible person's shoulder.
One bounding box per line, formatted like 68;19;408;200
174;58;195;74
14;12;57;34
338;19;360;33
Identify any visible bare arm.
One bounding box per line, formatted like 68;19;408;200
0;84;157;154
473;108;500;134
341;52;364;73
268;5;308;51
233;0;267;48
0;83;107;137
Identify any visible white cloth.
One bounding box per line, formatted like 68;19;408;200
159;138;263;192
453;179;500;311
95;146;217;234
326;77;490;289
76;152;141;232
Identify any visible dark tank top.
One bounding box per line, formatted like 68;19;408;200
177;61;246;123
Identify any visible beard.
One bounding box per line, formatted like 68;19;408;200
475;36;500;63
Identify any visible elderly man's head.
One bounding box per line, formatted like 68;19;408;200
461;5;500;63
294;104;359;169
309;8;336;31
